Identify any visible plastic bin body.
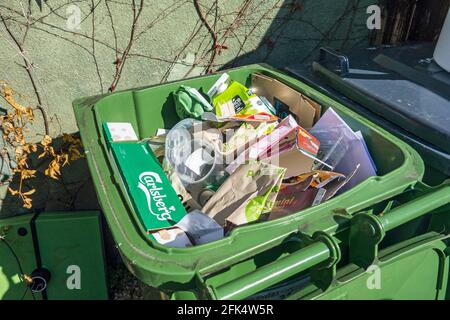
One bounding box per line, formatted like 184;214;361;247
291;233;449;300
0;211;108;300
256;185;450;300
73;63;438;297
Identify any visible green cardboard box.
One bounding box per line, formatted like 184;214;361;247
103;123;187;233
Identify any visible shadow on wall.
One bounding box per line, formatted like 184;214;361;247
0;133;123;279
0;134;100;219
221;0;374;70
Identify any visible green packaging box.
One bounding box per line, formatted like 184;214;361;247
103;123;187;233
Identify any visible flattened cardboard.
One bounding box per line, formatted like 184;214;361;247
328;164;360;198
105;122;139;142
296;125;320;157
227;115;319;177
110;142;187;232
355;131;377;172
302;95;322;123
310;108;376;191
334;133;376;192
251;73;321;128
226;115;298;174
309;108;357;169
261;142;315;178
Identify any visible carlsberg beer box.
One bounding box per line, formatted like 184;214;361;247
103;123;187;235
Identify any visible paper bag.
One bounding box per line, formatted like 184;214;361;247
202;161;286;226
266;170;347;220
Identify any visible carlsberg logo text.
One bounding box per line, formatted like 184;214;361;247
138;172;175;221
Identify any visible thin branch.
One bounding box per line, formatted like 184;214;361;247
159;11;207;83
232;0;282;63
134;0;190;42
193;0;218;73
299;0;364;63
105;0;119;63
90;0;104;93
108;0;145;92
0;14;49;136
187;0;253;76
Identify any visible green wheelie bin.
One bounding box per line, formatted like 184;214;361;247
73;63;450;300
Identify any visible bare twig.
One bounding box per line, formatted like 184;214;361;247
0;14;49;135
159;9;209;83
105;0;119;63
193;0;218;73
189;0;252;76
299;0;365;63
134;0;190;42
90;0;104;93
231;0;282;63
108;0;145;92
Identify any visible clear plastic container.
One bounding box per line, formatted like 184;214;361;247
165;119;227;203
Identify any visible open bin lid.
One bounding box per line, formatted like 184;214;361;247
309;43;450;155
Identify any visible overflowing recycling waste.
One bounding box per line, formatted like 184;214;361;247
103;72;377;248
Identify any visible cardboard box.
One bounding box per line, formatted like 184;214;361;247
228;115;320;178
104;123;187;233
262;142;316;178
251;73;321;128
105;122;139;142
226;115;299;174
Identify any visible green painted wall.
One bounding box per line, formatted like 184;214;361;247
0;0;374;213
